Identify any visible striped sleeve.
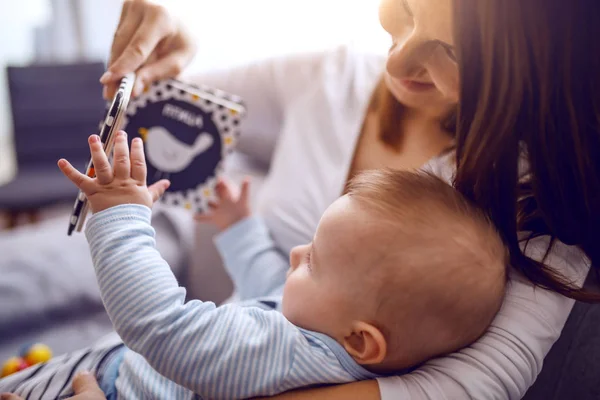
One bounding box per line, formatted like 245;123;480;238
84;205;354;399
214;216;289;300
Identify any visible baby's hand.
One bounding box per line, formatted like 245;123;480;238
58;131;170;213
195;177;251;231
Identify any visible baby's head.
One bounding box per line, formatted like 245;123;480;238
282;169;507;373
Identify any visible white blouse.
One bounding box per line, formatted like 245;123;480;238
188;45;590;399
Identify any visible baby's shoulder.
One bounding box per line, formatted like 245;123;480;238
233;296;283;312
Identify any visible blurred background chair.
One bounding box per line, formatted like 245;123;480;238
0;62;105;228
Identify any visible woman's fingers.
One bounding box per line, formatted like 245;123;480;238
101;1;139;99
134;25;195;95
130;137;147;183
70;371;106;398
58;159;95;194
134;49;187;96
112;131;131;180
0;372;107;400
106;0;139;70
101;2;171;99
88;135;113;184
106;5;174;82
101;2;195;99
0;393;23;400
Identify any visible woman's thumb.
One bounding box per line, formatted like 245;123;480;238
72;371;103;395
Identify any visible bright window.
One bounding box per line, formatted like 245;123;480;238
166;0;389;72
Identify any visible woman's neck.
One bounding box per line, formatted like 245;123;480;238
394;107;453;153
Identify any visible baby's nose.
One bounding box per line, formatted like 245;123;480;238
289;245;305;270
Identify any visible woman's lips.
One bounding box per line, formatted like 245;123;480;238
398;79;436;92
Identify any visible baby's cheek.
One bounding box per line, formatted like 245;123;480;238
281;276;307;324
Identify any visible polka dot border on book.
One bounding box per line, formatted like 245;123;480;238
122;79;245;214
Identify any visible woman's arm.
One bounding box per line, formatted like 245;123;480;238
183;50;332;166
256;379;381;400
378;238;589;400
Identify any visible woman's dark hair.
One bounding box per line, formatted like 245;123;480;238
453;0;600;301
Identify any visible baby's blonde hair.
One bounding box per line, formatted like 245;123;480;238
346;169;507;370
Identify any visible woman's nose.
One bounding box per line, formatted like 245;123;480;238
387;33;427;79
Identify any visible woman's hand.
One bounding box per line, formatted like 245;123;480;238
101;0;196;99
1;372;106;400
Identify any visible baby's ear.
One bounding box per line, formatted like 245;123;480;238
342;321;387;365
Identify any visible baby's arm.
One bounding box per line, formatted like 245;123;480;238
197;177;289;300
214;216;289;300
85;205;349;399
57;132;334;398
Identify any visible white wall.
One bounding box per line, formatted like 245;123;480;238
167;0;389;73
0;0;389;136
0;0;389;183
81;0;390;73
0;0;50;138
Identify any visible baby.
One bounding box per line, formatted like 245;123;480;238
0;132;506;399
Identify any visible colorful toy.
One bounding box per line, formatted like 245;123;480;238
24;343;52;366
17;341;34;357
1;357;23;378
1;343;52;378
16;358;29;372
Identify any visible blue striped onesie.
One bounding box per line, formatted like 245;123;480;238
0;204;379;399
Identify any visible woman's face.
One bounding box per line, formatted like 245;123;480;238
379;0;459;115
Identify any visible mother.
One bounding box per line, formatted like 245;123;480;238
63;0;600;398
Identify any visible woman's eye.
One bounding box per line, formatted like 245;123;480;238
442;45;457;62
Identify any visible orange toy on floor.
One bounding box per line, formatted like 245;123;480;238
1;343;52;378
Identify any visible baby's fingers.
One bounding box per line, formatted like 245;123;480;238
215;178;236;203
194;200;218;222
130;137;147;183
239;178;251;206
113;131;130;179
194;213;212;223
148;179;170;203
89;135;112;184
58;159;95;194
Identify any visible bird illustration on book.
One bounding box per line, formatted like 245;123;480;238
138;126;214;181
119;79;244;213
